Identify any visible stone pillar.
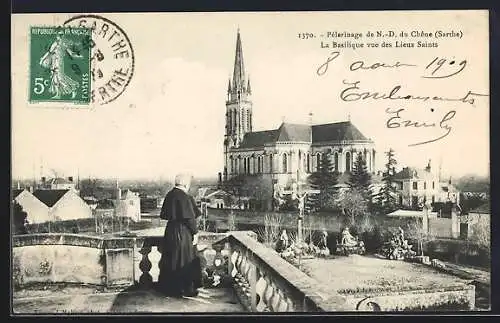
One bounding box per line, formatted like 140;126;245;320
422;204;429;234
451;204;460;239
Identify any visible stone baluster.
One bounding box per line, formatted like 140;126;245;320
138;243;153;288
230;250;239;278
263;275;275;312
255;274;268;311
270;281;281;311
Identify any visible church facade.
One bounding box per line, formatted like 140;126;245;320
222;30;377;191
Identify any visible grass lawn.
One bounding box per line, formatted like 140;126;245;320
298;255;470;296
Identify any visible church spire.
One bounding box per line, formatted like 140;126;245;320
247;77;251;94
227;78;232;93
232;29;246;91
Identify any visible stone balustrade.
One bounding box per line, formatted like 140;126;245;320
214;231;348;312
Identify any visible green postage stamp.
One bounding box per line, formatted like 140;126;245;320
29;26;91;104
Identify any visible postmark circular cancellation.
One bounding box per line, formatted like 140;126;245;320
63;15;135;105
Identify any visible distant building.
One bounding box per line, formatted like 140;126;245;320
12;189;50;224
140;196;158;213
393;160;460;210
196;187;234;209
33;189;93;222
461;201;490;239
40;177;77;191
114;184;141;222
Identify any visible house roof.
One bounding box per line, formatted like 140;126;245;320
470;201;490;215
33;189;69;207
47;177;73;185
393;167;436;181
12;189;25;200
96;199;116;209
238;121;371;149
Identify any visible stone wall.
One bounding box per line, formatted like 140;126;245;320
12;234;135;289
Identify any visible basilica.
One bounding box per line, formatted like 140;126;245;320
222;30;377;191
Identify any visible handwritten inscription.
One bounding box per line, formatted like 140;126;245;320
385;108;456;146
315;51;488;146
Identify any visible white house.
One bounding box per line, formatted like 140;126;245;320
12;189;50;224
33;189;93;222
115;189;141;222
393;161;460;209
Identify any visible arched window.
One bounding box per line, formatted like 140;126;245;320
346;152;351;172
270;154;274;173
282;153;288;173
316;153;321;171
230;156;234;173
243;158;247;174
233;110;237;131
334;152;339;172
306;154;311;173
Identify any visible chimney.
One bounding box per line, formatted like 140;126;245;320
17;182;21;189
218;172;222;187
425;159;431;172
68;176;74;182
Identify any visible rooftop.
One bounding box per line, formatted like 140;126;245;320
32;189;69;207
469;201;490;215
238;121;372;149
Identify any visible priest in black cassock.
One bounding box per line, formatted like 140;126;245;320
158;173;202;297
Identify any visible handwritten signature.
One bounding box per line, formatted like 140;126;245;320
385;108;456;146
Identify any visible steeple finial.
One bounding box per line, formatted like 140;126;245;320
227;78;232;93
247;76;251;94
232;29;246;91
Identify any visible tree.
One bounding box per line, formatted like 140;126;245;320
348;152;372;201
222;174;245;207
12;201;28;234
307;153;339;211
405;218;434;256
374;148;398;215
337;188;368;226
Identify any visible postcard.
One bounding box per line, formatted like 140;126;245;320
11;10;490;314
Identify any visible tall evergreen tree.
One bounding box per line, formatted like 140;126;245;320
348;152;372;201
374;148;398;214
307;153;339;212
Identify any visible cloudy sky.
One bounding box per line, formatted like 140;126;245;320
12;11;489;180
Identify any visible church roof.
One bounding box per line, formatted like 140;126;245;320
276;123;312;142
239;129;279;148
238;121;371;148
311;121;369;143
33;189;69;207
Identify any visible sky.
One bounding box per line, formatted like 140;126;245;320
11;11;489;180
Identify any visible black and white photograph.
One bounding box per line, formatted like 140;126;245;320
11;10;490;313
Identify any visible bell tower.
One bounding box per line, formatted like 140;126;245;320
224;29;253;179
